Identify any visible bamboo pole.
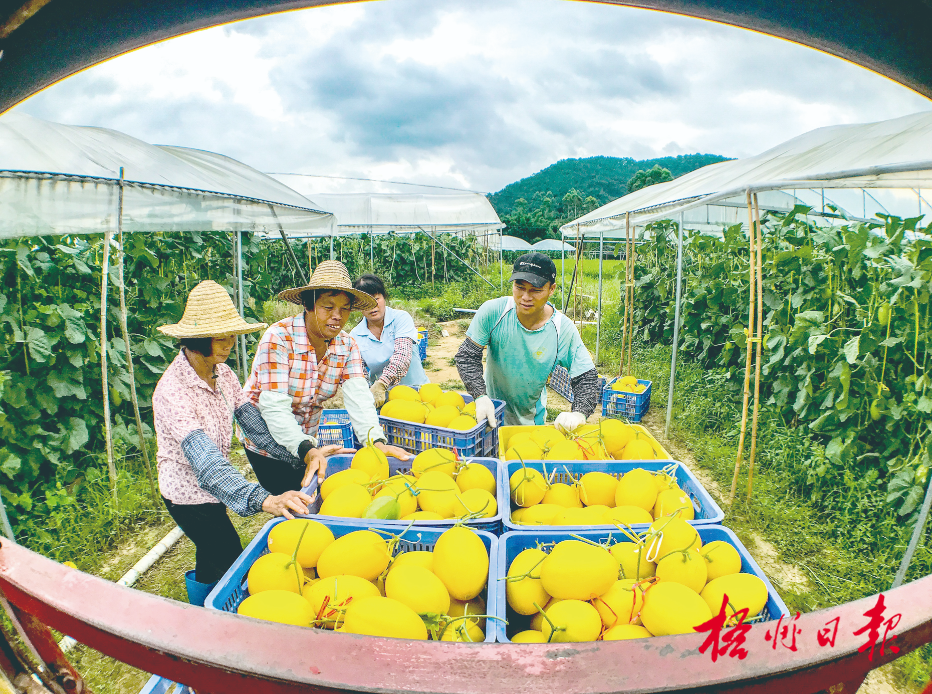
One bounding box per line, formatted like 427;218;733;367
115;169;157;503
747;193;765;501
618;213;632;376
232;232;242;380
664;214;685;439
729;190;756;504
100;227;118;506
596;230;604;363
626;219;636;377
575;238;582;331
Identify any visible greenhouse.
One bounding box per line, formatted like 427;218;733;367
561;110;932;435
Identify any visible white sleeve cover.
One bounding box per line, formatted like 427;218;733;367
342;376;386;444
257;390;316;456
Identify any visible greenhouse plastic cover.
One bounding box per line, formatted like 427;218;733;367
496;235;533;251
270;175;504;236
563;110;932;237
532;239;576;252
0;113;334;239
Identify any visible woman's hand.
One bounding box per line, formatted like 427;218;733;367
262;490;314;520
375;440;411;461
302;444;355;487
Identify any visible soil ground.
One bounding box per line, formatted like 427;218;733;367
70;317;910;693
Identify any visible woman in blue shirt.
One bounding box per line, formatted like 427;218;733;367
350;274;429;407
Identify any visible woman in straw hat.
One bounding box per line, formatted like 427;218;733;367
153;280;348;600
243;260;410;494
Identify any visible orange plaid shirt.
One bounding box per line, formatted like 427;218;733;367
243;311;366;455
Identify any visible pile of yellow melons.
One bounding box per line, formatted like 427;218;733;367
611;374;648;394
503;421;659;462
510;461;696;527
316;442;498;522
238;520;492;641
504;517;769;642
380;383;479;430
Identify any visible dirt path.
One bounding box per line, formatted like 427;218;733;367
422;319;471;387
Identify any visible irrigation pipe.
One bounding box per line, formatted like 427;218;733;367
58;525;185;653
892;474;932;589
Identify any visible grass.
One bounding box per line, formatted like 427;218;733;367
58;446;268;693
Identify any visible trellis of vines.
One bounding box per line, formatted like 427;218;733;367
628;209;932;519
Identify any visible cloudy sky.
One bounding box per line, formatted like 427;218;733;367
11;0;932;194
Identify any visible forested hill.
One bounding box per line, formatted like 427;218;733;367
489;153;730;217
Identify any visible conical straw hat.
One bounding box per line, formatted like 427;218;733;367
278;260;376;310
158;280;267;339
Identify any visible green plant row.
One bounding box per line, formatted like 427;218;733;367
0;230;483;543
628;208;932;520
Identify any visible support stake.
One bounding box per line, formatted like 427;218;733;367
100;227;118;506
596;230;604;364
747;193;765;501
664;214;685;440
115;169;157;503
730;190;757;504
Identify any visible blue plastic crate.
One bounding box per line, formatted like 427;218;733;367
495;525;789;643
299;454;502;533
317;409;357;449
547;365;606;403
380;386;505;457
138;675;192;694
499;459;724;532
547;365;574;401
602;377;652;421
417;328;428;361
205;517;500;643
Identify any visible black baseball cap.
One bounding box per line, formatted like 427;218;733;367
510;252;557;288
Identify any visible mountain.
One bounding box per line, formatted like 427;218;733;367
488;153;731;217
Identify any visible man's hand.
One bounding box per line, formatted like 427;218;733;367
370;380;389;408
374;440;411;461
302;444;355;487
474;395;498;429
262;490;314;520
554;411;587;434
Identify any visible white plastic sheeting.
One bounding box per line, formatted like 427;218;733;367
532;239;576;252
270;176;504;237
497;235;533;251
563;110;932;238
0;113;334;238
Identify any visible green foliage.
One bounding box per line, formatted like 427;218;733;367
629;210;932;520
488;153;731;217
0;232;269;537
626;164;673;193
403;279;502;322
304;231;482;287
0;229;489;545
499;190;601;244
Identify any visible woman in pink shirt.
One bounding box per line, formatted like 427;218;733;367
153;281;346;602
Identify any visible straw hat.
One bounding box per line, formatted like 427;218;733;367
278;260;377;311
158;280;267;339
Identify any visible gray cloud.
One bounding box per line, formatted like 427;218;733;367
10;0;931;193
